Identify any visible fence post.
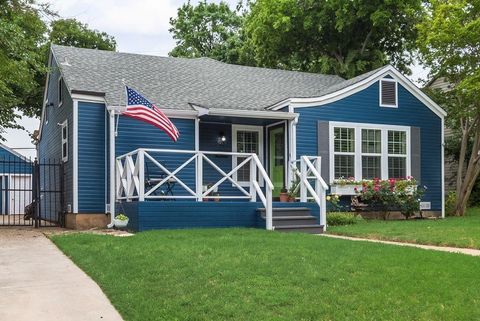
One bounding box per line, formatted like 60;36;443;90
266;185;273;230
33;159;40;228
138;150;145;201
300;157;307;202
196;152;203;202
249;156;257;202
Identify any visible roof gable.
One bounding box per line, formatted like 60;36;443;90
268;65;446;119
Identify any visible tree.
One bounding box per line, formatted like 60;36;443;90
418;0;480;215
244;0;425;78
0;0;48;134
0;1;117;139
169;0;247;64
48;19;116;51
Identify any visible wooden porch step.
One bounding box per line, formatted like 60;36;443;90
274;224;325;234
257;207;312;217
261;215;318;226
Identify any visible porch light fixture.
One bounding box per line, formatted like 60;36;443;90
217;132;227;145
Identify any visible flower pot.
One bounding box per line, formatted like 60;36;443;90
114;218;129;228
330;184;361;196
279;192;288;202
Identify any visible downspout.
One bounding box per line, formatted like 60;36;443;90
107;108;116;228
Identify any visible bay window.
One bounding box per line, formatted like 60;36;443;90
330;122;410;181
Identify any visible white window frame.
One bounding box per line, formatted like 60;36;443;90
58;77;64;107
61;120;68;162
232;124;264;186
379;78;398;108
329;122;410;182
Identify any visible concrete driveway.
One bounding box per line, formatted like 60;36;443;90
0;228;123;321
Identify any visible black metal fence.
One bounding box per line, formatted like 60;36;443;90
0;157;65;227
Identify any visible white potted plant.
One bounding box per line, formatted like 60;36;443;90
114;214;129;228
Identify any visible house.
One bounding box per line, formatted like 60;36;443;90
37;45;446;231
0;144;32;222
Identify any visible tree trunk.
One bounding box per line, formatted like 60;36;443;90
455;118;480;216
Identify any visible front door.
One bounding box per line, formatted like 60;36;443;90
269;125;285;197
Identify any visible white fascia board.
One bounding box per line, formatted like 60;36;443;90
268;66;446;119
207;108;298;120
71;93;106;103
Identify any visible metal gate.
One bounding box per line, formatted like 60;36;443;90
0;158;65;227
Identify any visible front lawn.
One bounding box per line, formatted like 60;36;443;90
328;207;480;249
52;229;480;321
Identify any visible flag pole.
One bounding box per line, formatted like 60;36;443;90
107;80;125;228
107;106;116;228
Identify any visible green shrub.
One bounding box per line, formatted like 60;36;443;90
445;191;456;216
327;212;362;226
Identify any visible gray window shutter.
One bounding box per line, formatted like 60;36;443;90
411;127;421;183
317;121;330;183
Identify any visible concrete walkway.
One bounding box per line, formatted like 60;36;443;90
0;228;123;321
322;233;480;256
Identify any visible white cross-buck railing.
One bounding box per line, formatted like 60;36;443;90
291;156;328;231
116;148;274;230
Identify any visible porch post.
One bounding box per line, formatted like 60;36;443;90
108;108;116;227
300;157;307;202
249;157;257;202
138;150;145;201
196;152;203;202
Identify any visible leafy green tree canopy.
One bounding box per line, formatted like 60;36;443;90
169;0;245;64
49;19;117;51
0;0;116;138
244;0;425;78
0;0;48;131
418;0;480;215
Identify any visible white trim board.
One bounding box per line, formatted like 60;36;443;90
267;65;446;119
72;100;78;213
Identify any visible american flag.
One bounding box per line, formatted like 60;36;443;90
123;86;179;142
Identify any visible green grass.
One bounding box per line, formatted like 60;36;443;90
52;229;480;321
328;207;480;249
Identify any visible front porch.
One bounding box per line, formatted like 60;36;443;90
115;148;327;232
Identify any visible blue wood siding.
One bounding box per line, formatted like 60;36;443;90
295;80;442;210
38;56;74;211
0;147;31;173
118;200;319;231
78;102;107;213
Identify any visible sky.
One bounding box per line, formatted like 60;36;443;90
6;0;429;158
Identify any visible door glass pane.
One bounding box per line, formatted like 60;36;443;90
334;155;355;179
334;127;355;152
274;132;284;166
236;130;259;181
362;156;381;179
362;129;381;153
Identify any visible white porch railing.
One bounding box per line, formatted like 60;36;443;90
291;156;328;231
116;148;274;230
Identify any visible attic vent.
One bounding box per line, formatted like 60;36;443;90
380;79;397;107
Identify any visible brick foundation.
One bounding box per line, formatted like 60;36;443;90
65;213;110;230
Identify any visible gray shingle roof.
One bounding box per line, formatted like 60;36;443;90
51;45;361;111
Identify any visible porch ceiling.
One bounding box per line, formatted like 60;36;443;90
199;115;288;126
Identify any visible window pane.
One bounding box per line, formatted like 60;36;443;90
62;143;67;159
236;130;259;181
334;127;355;153
361;129;381;153
362;156;381;179
388;130;406;155
388;157;406;178
334;155;355;179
